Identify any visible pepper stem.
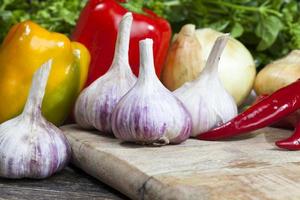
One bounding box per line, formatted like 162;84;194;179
197;34;229;80
138;38;157;83
22;59;52;117
110;12;133;71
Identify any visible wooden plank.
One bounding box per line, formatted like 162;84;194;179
0;167;127;200
62;125;300;200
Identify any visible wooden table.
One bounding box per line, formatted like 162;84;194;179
0;166;128;200
63;125;300;200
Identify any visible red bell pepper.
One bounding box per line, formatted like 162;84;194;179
198;80;300;150
72;0;172;86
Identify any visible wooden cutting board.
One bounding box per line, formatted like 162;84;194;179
62;125;300;200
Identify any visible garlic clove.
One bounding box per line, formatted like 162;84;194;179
74;12;137;133
161;24;204;91
112;39;192;145
174;35;238;137
0;60;71;179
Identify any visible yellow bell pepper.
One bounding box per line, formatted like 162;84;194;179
0;21;90;125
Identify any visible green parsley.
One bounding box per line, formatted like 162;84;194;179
0;0;87;42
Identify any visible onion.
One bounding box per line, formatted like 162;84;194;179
254;50;300;95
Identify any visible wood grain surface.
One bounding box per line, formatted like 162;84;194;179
62;125;300;200
0;166;128;200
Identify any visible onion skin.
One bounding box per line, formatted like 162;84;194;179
196;28;256;106
161;24;204;91
254;50;300;96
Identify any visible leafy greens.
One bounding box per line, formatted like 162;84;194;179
0;0;87;41
1;0;300;68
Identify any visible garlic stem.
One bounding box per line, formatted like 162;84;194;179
138;38;158;84
110;12;133;71
22;60;52;118
197;34;229;79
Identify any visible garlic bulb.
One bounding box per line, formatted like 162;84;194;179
161;24;204;91
0;60;71;179
174;35;237;137
254;50;300;96
74;12;137;132
195;28;256;105
112;39;192;145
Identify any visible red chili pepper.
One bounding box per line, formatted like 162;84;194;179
72;0;171;86
276;120;300;150
197;80;300;150
254;95;300;130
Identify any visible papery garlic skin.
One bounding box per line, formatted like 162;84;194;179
74;12;137;133
174;35;237;137
0;116;70;178
0;60;71;179
161;24;204;91
112;39;192;145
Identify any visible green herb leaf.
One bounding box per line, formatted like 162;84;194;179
208;20;230;32
0;0;88;42
230;22;244;38
121;0;145;14
255;15;282;51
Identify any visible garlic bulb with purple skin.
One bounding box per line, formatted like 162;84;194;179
0;60;71;179
74;12;137;133
112;39;192;145
174;35;238;137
